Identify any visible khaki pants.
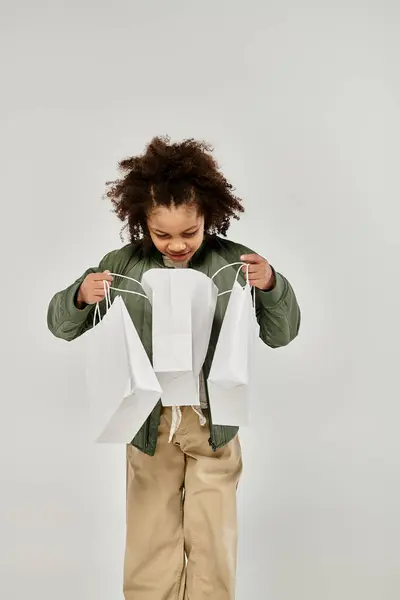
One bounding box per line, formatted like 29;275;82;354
123;407;243;600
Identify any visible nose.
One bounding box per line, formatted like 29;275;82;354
168;241;187;253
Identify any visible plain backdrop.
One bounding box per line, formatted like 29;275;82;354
1;1;399;599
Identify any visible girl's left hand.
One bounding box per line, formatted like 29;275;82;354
240;253;276;291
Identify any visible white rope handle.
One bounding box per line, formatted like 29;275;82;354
93;280;112;327
109;287;148;299
105;279;112;309
107;272;149;300
251;283;256;318
212;261;251;297
211;261;245;281
93;304;100;327
217;264;250;297
92;272;149;327
235;262;250;285
212;262;257;318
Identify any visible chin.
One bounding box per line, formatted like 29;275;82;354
166;251;192;262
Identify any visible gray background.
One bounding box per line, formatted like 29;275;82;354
1;1;399;598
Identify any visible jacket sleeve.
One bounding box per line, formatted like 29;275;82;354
235;243;301;348
47;251;115;342
254;267;301;348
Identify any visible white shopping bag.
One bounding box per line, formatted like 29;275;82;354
85;289;162;443
207;264;259;427
141;268;218;406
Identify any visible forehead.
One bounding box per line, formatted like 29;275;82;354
148;204;202;232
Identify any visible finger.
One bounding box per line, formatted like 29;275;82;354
248;276;267;286
240;253;263;264
93;282;110;290
242;264;261;275
92;272;113;282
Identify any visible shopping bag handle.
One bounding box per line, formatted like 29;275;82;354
92;273;149;327
93;279;112;327
107;272;149;300
211;262;251;297
211;261;245;282
211;262;256;316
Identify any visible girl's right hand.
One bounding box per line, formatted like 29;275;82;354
76;271;113;306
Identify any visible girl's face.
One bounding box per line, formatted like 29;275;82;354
147;203;205;263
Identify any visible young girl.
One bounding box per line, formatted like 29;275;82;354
47;137;300;600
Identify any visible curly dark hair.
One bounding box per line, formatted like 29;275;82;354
105;136;244;242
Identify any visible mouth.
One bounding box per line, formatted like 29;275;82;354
166;251;191;262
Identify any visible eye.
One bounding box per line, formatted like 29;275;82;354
156;233;169;239
183;230;198;238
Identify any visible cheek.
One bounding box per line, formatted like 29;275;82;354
149;233;166;251
191;230;205;249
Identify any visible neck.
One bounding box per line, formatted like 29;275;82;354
162;255;189;268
